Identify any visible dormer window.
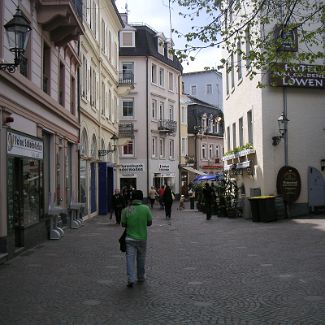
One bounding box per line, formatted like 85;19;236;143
120;31;135;47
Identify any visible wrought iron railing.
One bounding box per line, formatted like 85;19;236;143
119;72;134;86
118;123;134;138
158;120;177;133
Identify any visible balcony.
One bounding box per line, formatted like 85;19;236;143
118;123;134;138
117;72;134;96
158;119;177;134
36;0;84;46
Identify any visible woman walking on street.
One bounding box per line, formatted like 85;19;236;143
148;186;158;209
163;185;174;220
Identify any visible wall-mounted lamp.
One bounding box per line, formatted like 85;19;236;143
321;159;325;171
0;7;32;73
98;134;118;156
272;112;289;146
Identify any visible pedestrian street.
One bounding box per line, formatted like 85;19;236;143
0;204;325;324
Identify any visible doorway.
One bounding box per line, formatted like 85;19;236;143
7;157;42;248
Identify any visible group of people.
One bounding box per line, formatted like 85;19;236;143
148;185;175;219
111;186;135;224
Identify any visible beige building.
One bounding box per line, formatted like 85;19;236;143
222;1;325;217
0;0;83;258
79;0;132;218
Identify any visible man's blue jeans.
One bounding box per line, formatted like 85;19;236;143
125;239;147;284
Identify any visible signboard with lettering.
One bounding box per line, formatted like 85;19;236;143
7;130;43;160
159;164;170;172
269;63;325;88
276;166;301;202
120;163;144;173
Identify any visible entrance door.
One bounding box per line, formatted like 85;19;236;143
7;157;42;248
120;178;137;191
90;162;97;213
308;167;325;209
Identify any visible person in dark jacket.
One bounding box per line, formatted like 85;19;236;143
163;185;174;219
112;189;126;224
203;183;214;220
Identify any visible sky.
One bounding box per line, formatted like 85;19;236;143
114;0;222;73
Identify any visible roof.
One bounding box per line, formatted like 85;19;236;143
183;69;222;77
119;24;183;73
186;95;219;109
111;0;125;28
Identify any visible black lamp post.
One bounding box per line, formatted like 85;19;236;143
272;112;289;146
98;134;119;157
1;7;32;73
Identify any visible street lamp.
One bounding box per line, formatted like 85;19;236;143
98;134;119;156
1;7;32;73
272;112;289;146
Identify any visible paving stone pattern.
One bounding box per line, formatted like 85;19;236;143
0;205;325;325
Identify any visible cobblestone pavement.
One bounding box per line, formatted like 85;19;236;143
1;203;325;325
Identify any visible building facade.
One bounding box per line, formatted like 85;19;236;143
182;70;223;110
119;14;183;197
79;0;130;219
0;0;83;258
222;1;325;217
186;96;224;183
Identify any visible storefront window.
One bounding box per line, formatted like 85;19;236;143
23;159;42;226
7;157;43;231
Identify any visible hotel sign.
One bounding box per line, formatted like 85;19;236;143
7;130;43;160
269;63;325;88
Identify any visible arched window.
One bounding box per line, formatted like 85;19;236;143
91;134;97;159
80;128;89;156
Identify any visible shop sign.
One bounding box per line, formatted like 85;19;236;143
7;130;43;159
120;163;144;173
202;165;224;169
270;63;325;88
159;164;170;172
276;166;301;202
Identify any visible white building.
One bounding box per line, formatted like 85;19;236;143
119;14;183;197
222;1;325;217
183;70;223;110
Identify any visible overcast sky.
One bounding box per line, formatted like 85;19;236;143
115;0;222;73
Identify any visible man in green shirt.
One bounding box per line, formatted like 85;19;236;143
121;190;153;288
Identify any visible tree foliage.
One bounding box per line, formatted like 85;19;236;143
171;0;325;77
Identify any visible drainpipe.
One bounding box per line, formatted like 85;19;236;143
77;41;81;203
146;56;149;198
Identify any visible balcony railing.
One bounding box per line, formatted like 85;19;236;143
158;120;177;134
119;72;134;86
118;123;134;138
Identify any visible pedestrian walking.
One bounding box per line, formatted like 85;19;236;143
158;185;165;209
188;187;195;210
163;185;174;219
203;183;214;220
121;190;153;288
112;189;126;224
148;186;158;208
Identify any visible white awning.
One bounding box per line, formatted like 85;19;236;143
182;166;206;175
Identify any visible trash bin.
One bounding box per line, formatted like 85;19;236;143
248;196;277;222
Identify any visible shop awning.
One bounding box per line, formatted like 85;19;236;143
182;166;206;175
